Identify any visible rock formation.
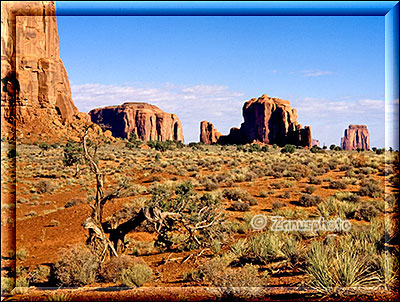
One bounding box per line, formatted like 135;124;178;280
340;125;370;150
312;139;320;147
0;1;93;142
200;94;312;147
200;121;221;144
89;102;184;142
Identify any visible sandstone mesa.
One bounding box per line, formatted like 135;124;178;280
200;94;312;147
89;102;184;142
340;124;370;151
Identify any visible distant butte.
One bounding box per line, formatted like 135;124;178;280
340;124;370;150
200;94;312;147
89;102;184;142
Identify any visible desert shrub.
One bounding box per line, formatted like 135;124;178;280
298;194;322;207
222;188;256;204
261;145;269;152
270;182;282;189
309;176;322;185
334;191;360;203
281;235;306;266
259;190;269;197
304;185;316;194
329;180;347;190
52;245;100;287
279;191;291;199
272;201;285;210
306;238;380;293
1;277;15;295
36;180;54;193
200;257;265;287
16;248;28;260
358;179;383;198
117;263;153;287
231;202;250;212
99;255;142;283
354;202;378;221
310;145;323;153
317;197;339;217
204;180;219;191
31;265;51;283
248;232;284;263
281;144;295;154
329;144;336;150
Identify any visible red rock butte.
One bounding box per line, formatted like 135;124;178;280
200;94;312;147
1;1;102;142
340;124;370;150
89;102;184;142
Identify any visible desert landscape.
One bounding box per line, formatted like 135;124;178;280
1;1;399;301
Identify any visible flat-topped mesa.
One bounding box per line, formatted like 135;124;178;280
340;124;370;150
200;94;312;147
89;102;184;142
0;1;96;142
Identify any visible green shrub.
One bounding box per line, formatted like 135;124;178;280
53;245;100;287
223;188;256;204
16;248;28;260
281;144;296;154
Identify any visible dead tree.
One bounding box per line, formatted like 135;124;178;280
80;126;123;261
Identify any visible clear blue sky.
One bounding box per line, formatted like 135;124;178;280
56;3;392;147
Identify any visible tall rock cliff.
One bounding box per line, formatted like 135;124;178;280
200;94;312;147
1;1;86;142
340;125;370;150
200;121;221;144
89;102;184;142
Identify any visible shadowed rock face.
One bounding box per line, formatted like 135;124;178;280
1;1;81;141
89;103;184;142
200;94;312;147
340;125;370;150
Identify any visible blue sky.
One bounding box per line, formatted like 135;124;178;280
56;6;392;147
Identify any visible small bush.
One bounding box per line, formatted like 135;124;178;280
117;264;153;287
16;249;28;260
304;185;316;194
354;202;378;221
298;194;322;207
1;277;15;295
99;255;147;283
36;180;54;193
272;201;285;210
223;188;256;204
53;245;100;287
281;144;296;154
358;179;383;198
329;180;347;190
309;177;322;185
231;202;250;212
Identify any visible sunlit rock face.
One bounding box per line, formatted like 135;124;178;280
200;94;312;147
341;124;370;150
89;102;184;142
1;1;82;142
